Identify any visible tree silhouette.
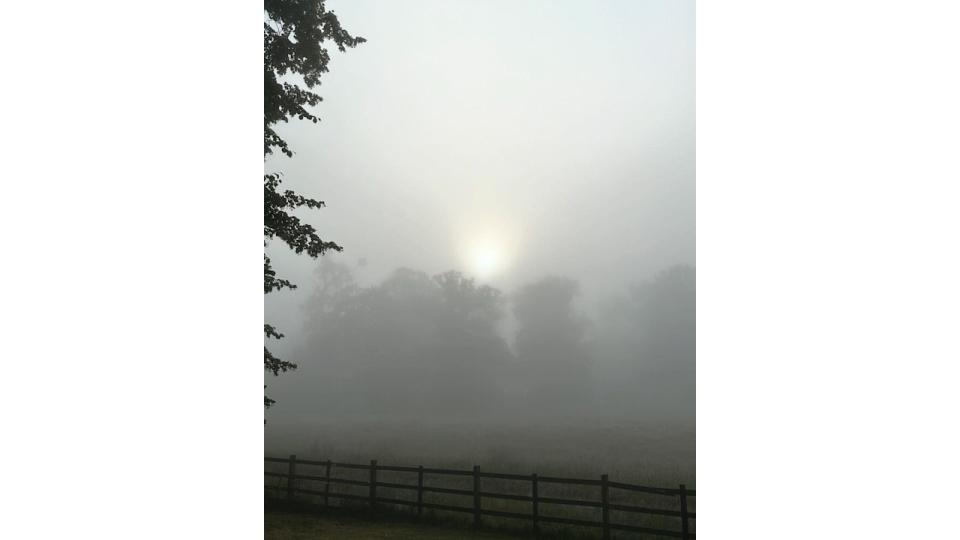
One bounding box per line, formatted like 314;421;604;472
595;265;695;420
264;0;364;409
513;277;594;407
294;267;512;416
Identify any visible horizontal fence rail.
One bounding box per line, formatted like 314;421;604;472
266;455;695;539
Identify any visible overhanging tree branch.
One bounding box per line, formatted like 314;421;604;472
264;0;364;410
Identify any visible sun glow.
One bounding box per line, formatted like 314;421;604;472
458;221;519;280
468;239;504;279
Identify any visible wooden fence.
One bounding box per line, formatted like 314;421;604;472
265;455;695;539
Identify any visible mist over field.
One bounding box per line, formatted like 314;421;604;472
265;0;695;481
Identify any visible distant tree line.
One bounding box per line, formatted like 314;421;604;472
280;262;695;422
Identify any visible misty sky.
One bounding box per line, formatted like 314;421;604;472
266;0;694;349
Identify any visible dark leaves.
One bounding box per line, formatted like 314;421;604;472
264;347;297;377
264;0;363;410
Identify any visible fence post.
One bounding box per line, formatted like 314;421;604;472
286;454;297;501
324;460;332;507
417;465;424;516
369;460;378;510
473;465;481;528
601;474;610;540
531;473;539;536
679;484;690;540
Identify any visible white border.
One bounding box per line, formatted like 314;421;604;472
699;1;960;538
3;1;960;538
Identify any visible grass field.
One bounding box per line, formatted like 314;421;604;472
265;419;695;538
265;418;695;486
266;510;533;540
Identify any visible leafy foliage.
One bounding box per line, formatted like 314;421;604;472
264;0;364;409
